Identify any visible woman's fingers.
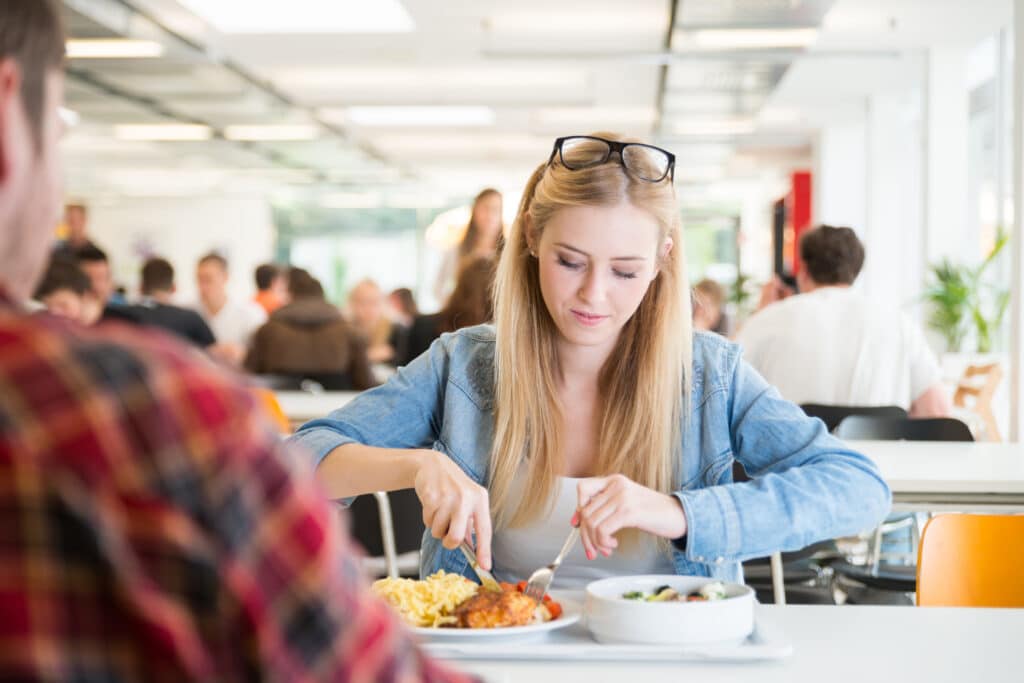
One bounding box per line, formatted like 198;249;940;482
472;495;493;571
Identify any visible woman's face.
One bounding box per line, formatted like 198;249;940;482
472;193;503;244
534;203;668;356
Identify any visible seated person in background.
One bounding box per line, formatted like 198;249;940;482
32;256;99;324
348;278;406;365
0;3;469;680
194;251;267;366
692;277;728;335
388;286;419;327
253;262;288;315
246;268;376;390
736;224;950;417
402;257;495;365
73;243;122;305
130;256;216;348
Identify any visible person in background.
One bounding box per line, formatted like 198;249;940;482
736;224;950;417
130;256;216;348
52;202;100;258
246;268;376;390
73;243;119;304
194;251;267;365
0;4;471;680
32;256;94;322
253;262;289;315
692;278;728;335
348;278;405;364
388;287;419;327
434;188;503;301
402;258;494;365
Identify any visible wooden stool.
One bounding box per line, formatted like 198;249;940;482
953;363;1002;442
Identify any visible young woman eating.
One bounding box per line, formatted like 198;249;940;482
290;133;890;587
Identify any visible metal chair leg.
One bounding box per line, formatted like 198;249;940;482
770;551;786;605
372;491;399;578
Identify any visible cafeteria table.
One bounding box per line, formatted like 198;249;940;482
437;600;1021;683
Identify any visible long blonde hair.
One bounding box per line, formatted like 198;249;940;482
490;133;692;539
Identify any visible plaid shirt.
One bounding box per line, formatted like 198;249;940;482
0;294;472;683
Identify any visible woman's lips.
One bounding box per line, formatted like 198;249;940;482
571;309;608;327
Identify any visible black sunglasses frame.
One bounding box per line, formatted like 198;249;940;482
548;135;676;183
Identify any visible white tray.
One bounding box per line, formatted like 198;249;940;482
423;617;793;663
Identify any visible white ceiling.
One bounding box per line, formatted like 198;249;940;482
59;0;1011;208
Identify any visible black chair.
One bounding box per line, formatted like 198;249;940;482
834;416;974;441
735;462;838;604
799;404;908;433
829;415;973;603
345;489;424;578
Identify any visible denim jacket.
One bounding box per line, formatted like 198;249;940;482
289;325;891;583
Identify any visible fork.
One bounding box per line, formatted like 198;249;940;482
523;526;580;602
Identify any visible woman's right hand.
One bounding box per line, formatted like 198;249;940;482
413;450;493;570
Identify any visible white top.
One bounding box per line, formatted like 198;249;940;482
196;299;267;347
448;602;1023;683
491;473;675;588
735;287;942;409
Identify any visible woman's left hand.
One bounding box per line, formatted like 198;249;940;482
573;475;688;560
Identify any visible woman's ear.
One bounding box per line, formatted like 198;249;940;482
652;236;674;279
524;214;537;256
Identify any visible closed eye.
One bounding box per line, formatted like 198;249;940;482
557;256;584;271
614;270;639;280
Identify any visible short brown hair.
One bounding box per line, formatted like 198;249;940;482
799;225;865;286
34;257;92;299
141;257;175;294
0;0;65;149
197;252;228;272
287;267;324;299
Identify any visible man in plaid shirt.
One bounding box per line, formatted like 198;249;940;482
0;2;473;681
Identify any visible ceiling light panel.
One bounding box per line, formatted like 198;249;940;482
675;28;819;50
175;0;414;34
66;39;165;59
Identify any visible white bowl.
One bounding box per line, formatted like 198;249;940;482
584;575;755;646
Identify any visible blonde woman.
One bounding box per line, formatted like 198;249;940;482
291;133;890;586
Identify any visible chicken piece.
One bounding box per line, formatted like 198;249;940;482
453;588;539;628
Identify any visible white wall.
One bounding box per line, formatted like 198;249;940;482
85;196;276;305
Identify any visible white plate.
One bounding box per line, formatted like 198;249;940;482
411;593;581;643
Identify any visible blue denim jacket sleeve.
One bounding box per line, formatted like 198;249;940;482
673;347;892;563
286;338;449;469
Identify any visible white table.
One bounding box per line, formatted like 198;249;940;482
849;440;1024;511
445;603;1023;683
275;391;357;425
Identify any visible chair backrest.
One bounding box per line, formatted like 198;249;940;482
800;404;908;433
834;415;973;441
346;488;425;557
917;514;1024;607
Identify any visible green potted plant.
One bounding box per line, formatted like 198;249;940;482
923;230;1009;353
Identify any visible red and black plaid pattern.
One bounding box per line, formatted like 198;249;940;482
0;297;471;683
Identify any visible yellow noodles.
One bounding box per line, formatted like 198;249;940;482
371;571;479;628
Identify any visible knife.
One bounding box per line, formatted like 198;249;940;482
458;541;502;592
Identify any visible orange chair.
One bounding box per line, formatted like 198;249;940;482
253;388;292;435
916;513;1024;607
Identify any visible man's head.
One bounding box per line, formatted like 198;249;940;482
798;224;865;292
0;0;66;302
33;257;92;321
141;257;176;298
196;252;229;306
74;244;114;303
347;279;383;329
64;202;88;243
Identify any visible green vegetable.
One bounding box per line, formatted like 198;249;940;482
622;591;645;600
